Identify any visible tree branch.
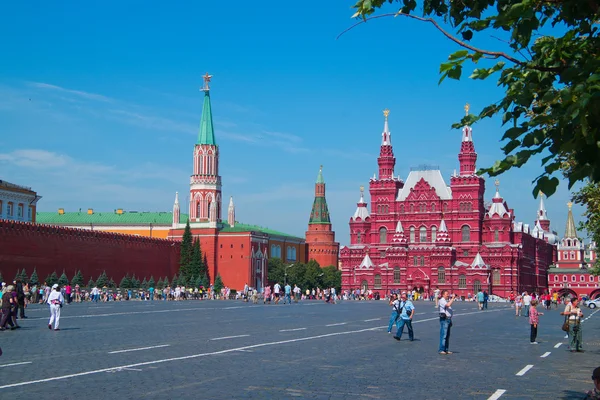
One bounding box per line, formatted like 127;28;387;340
337;12;563;72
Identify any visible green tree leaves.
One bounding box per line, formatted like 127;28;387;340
348;0;600;197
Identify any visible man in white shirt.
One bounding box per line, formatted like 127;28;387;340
273;282;281;304
438;290;456;355
522;292;532;317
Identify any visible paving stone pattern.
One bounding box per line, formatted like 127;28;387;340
0;300;598;399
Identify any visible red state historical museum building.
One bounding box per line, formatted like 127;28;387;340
340;107;557;298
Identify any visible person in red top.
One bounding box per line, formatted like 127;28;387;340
529;299;544;344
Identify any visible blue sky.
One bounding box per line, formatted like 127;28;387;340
0;1;585;245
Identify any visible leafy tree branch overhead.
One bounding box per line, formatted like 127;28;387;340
345;0;600;198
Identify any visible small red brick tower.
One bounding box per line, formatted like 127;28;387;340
306;166;339;268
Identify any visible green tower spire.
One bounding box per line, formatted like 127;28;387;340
564;201;578;238
197;73;216;146
309;165;331;224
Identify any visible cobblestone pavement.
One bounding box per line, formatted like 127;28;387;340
0;300;598;399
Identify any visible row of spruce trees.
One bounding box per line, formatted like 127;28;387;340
0;268;213;290
178;220;225;293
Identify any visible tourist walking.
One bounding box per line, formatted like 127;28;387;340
273;282;281;304
387;294;399;334
15;278;27;319
284;283;292;304
562;297;584;352
0;285;17;331
438;290;456;355
529;299;543;344
522;292;531;317
47;284;64;331
394;292;415;341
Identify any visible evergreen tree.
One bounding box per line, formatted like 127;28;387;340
156;277;164;290
200;273;209;288
46;271;59;286
171;273;178;287
87;278;95;288
71;270;84;286
58;271;69;286
176;274;186;287
148;276;156;289
29;268;39;285
179;220;193;280
108;278;116;288
96;271;108;288
119;274;131;289
141;277;148;290
189;238;202;279
0;271;3;284
131;275;140;289
201;254;210;282
194;275;202;288
213;274;224;293
14;270;21;282
19;268;28;283
163;277;170;288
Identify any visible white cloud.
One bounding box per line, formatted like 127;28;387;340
28;82;113;103
0;149;70;168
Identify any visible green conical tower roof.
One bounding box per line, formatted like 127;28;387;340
309;165;330;224
197;74;216;146
316;165;324;184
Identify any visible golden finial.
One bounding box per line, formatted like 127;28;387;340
538;190;544;198
201;72;213;91
567;201;573;210
360;185;364;193
494;179;500;188
383;109;390;118
464;103;470;116
320;165;323;171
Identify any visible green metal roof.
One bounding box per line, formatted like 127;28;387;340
36;211;188;226
36;211;304;240
309;197;331;224
316;166;324;184
547;268;591;274
220;222;304;241
197;91;216;145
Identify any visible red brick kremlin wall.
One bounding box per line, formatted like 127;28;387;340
0;220;180;284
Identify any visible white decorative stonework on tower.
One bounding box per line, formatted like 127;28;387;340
172;191;180;228
188;72;222;228
228;196;235;227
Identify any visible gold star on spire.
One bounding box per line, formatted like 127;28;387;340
567;201;573;210
464;103;470;116
538;190;544;198
383;109;390;118
201;72;213;91
495;179;500;188
360;185;364;193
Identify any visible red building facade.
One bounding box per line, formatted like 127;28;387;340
548;203;599;299
340;108;556;298
305;166;339;268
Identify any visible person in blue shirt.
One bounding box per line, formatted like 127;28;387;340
284;283;292;305
394;292;415;341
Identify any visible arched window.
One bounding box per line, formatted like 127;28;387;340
196;202;201;218
473;280;481;293
493;269;501;285
207;200;212;220
271;244;277;257
410;204;414;213
443;203;448;212
570;251;575;260
571;275;576;282
374;274;382;289
400;205;404;213
590;275;594;282
292;247;297;260
409;227;415;243
459;203;464;212
393;266;400;283
554;275;558;282
413;256;418;266
462;225;471;242
420;256;425;266
563;275;567;282
356;232;362;244
494;228;499;242
286;246;291;260
437;267;446;284
458;274;466;289
377;205;381;213
379;227;387;244
419;226;427;242
580;275;585;282
431;226;437;242
361;280;369;291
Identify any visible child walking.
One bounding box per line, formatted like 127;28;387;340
529;299;543;344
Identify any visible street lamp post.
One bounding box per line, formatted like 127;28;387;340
284;263;295;286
